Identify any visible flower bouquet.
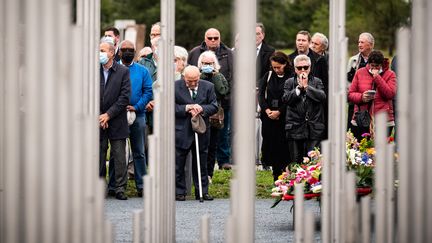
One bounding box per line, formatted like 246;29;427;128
271;148;322;208
346;131;375;188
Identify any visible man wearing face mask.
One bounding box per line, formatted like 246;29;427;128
99;41;131;200
107;40;153;197
282;54;326;164
104;26;121;61
348;50;396;140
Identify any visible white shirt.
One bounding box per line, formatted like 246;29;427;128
256;43;262;57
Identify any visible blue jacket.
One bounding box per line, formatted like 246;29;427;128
126;62;153;116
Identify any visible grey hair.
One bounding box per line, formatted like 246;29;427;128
312;32;328;50
100;38;115;52
174;45;188;63
359;32;375;46
197;50;221;71
293;54;311;67
119;40;136;50
256;22;265;34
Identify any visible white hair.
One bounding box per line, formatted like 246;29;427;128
293;54;311;67
359;32;375;46
174;45;188;63
312;32;328;50
197;51;221;71
119;40;136;50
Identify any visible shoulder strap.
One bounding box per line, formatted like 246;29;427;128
264;71;272;99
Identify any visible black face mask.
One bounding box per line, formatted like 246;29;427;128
121;51;135;64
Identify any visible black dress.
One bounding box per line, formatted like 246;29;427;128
258;71;290;180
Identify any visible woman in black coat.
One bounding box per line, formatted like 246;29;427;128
258;51;293;181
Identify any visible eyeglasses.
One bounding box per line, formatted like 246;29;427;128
120;48;135;53
201;62;214;65
150;33;160;37
207;36;219;41
296;65;310;71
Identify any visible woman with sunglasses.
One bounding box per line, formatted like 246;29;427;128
258;51;293;181
282;54;326;164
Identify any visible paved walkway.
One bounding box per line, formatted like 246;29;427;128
105;198;322;242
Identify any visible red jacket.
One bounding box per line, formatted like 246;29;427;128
348;59;397;122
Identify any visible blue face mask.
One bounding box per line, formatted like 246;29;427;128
201;65;214;74
100;52;109;65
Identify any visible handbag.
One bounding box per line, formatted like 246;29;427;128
354;82;375;129
354;108;371;129
209;104;224;129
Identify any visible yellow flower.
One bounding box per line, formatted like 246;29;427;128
366;148;375;155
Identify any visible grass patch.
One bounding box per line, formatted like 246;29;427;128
123;169;275;199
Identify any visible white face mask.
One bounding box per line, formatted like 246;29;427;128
368;68;383;74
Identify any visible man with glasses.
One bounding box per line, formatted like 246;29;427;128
188;28;234;170
282;54;326;164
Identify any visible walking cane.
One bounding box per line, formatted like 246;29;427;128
194;132;204;203
191;114;206;203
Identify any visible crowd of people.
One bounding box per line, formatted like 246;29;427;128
98;23;397;200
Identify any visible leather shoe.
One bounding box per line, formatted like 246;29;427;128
107;190;116;197
137;189;143;197
115;192;128;200
196;194;214;201
176;195;186;201
221;163;232;170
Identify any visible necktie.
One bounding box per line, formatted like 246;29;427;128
192;89;197;100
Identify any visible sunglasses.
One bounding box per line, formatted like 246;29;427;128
120;48;135;53
207;36;219;41
296;65;310;71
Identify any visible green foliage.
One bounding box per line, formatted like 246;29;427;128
101;0;410;53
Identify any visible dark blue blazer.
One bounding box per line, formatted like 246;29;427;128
175;79;218;150
100;61;131;140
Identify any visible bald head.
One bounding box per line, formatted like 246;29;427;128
204;28;221;51
183;66;201;89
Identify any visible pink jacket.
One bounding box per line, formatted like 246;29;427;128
348;59;397;122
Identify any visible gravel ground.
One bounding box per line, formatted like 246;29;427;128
105;198;322;242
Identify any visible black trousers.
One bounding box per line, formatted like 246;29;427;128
206;127;220;178
176;142;209;196
287;139;321;164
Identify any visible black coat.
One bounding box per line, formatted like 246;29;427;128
258;71;290;165
100;61;131;140
256;41;275;85
282;76;326;140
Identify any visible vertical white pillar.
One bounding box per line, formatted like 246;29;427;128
199;214;210;243
3;0;21;242
411;0;426;241
231;0;256;241
374;112;388;243
396;27;411;243
304;211;315;243
361;196;371;243
294;183;304;243
24;0;43;241
321;141;331;243
426;2;432;242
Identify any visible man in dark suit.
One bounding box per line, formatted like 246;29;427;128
256;23;275;85
99;41;131;200
175;66;218;201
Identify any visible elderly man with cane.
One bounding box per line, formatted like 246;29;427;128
174;66;218;201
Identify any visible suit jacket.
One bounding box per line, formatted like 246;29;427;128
175;79;218;150
256;41;275;85
100;61;131;140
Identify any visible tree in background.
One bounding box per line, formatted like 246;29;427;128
101;0;410;54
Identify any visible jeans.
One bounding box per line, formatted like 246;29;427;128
108;115;147;191
216;108;231;166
